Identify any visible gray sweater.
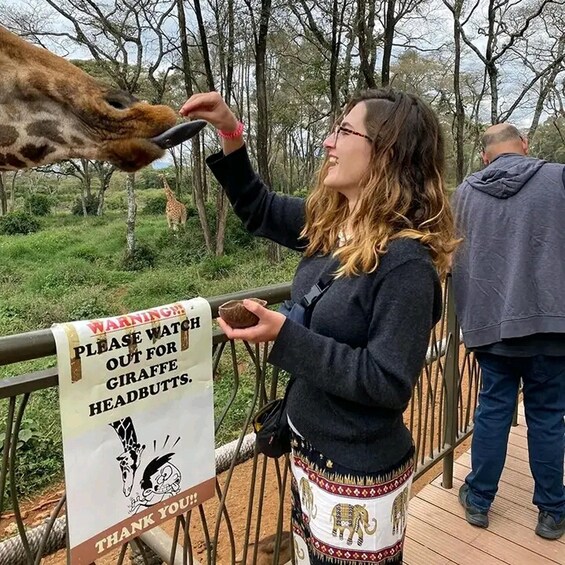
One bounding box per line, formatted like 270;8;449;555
207;146;442;472
452;153;565;349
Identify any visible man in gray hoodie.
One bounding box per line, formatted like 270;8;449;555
451;123;565;540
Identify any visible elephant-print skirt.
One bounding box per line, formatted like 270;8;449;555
289;429;414;565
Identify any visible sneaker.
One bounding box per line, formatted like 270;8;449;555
458;483;489;528
535;511;565;540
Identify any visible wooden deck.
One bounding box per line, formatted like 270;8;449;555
404;405;565;564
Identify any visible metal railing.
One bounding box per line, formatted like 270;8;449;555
0;277;480;564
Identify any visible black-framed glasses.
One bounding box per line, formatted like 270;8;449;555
331;124;372;142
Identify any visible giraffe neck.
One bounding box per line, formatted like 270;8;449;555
165;188;176;201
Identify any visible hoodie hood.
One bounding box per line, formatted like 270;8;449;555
467;153;546;199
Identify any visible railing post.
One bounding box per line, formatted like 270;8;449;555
442;275;460;489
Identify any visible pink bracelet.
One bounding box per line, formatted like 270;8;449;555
218;120;244;139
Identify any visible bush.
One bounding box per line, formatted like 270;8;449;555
26;193;53;216
199;255;237;278
68;297;109;320
225;210;256;251
155;223;208;266
71;194;99;216
120;243;156;271
0;212;40;235
143;195;167;215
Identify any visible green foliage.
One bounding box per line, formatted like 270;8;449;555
0;209;303;505
0;388;64;507
199;254;237;278
0;211;40;235
224;209;256;252
143;195;167;215
71;194;99;216
68;297;110;321
26;193;53;216
154;221;208;266
120;243;157;271
530;117;565;163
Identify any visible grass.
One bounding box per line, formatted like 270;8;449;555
0;188;300;506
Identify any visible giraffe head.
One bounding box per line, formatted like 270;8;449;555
0;26;188;172
116;442;145;497
160;174;174;197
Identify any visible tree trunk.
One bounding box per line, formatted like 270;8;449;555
177;0;213;253
10;172;16;211
255;0;281;263
0;173;7;215
357;0;377;88
96;164;115;216
126;173;137;259
81;186;88;217
96;178;109;216
381;0;396;86
214;0;235;256
452;0;465;185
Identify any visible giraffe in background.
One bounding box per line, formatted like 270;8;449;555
161;175;187;231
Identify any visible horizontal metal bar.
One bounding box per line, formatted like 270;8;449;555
0;283;291;367
0;367;58;399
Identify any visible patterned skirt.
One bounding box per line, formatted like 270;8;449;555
289;430;414;565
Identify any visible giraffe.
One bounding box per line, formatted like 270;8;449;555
161;175;187;230
0;26;203;172
110;417;146;497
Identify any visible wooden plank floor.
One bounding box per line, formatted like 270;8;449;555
404;405;564;564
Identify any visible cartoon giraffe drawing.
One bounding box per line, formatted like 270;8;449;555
110;417;146;497
0;26;194;172
161;175;187;231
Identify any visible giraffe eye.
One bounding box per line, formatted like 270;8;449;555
104;90;137;110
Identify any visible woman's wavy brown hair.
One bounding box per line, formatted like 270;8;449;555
302;88;459;279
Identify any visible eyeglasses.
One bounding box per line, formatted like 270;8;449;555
330;124;372;142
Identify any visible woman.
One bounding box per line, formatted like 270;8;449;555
180;89;457;564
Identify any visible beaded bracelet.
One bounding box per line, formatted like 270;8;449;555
218;120;244;140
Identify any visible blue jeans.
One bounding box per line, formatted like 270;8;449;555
466;353;565;520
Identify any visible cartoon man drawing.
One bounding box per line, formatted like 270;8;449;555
129;453;181;514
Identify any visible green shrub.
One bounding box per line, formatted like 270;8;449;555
71;194;99;216
199;254;237;278
120;243;156;271
143;195;167;215
68;297;109;320
0;413;63;506
0;211;40;235
225;210;255;251
26;193;53;216
155;225;208;266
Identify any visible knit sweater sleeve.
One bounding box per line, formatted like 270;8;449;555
206;145;306;251
268;259;438;409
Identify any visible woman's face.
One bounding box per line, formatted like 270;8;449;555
322;102;373;201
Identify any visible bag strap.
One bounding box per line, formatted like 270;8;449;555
284;256;339;394
299;256;339;309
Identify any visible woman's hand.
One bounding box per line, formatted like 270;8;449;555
179;92;238;133
217;299;286;344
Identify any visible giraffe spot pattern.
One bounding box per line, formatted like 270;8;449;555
71;136;85;147
0;125;18;147
4;153;26;168
20;143;56;162
27;120;66;144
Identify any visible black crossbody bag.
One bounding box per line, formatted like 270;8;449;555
252;259;338;458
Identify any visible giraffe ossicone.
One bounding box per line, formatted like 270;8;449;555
0;26;203;172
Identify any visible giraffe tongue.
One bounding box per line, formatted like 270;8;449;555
150;120;208;149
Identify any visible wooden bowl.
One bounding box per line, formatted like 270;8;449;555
218;298;267;328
